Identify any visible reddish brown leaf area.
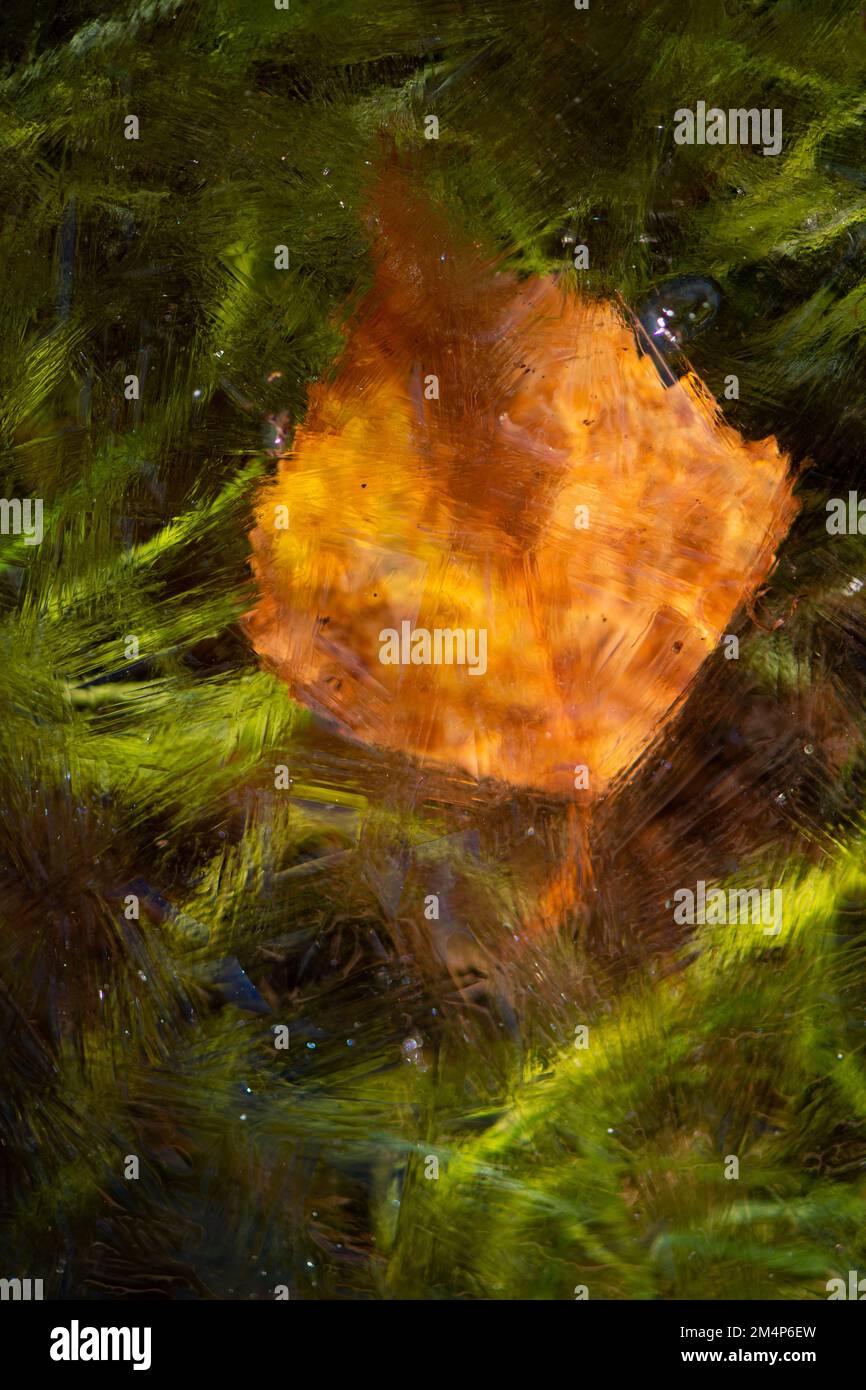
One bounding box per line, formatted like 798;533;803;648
248;167;797;798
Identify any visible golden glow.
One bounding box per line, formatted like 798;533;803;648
248;169;797;797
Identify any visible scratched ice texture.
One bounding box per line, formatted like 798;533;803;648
2;0;866;1303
